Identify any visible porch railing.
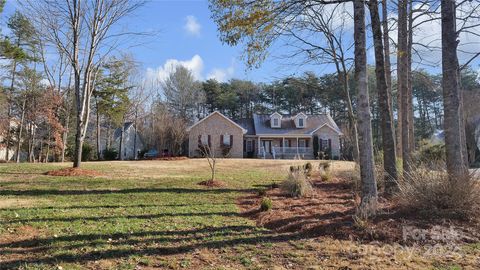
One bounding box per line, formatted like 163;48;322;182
274;147;312;154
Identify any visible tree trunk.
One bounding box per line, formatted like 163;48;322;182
133;108;138;160
96;99;101;160
368;0;398;193
398;0;410;173
407;0;415;152
119;122;125;160
354;0;378;216
381;0;396;151
61;111;70;163
441;0;468;180
15;97;27;163
5;59;19;162
45;129;51;163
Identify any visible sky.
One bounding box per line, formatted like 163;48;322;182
2;0;479;84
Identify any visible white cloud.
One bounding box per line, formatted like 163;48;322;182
207;61;235;82
184;15;201;36
145;54;204;83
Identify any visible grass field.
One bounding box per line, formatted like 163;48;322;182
0;159;478;269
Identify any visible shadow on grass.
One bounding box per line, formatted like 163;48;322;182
0;187;257;196
4;211;240;224
4;202;234;211
0;221;344;269
0;220;354;268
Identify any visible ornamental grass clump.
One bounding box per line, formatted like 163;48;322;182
397;164;480;219
281;169;313;198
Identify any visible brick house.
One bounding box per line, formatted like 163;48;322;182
187;111;343;159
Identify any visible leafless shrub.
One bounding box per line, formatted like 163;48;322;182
397;164;480;219
281;170;313;198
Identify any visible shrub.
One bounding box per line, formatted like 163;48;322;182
81;143;94;161
103;148;118;160
281;170;313;198
260;197;273;211
318;161;331;172
415;142;446;165
270;182;279;189
397;164;480;219
320;170;332;181
257;188;267;196
304;162;313;176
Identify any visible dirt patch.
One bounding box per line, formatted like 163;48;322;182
0;198;41;209
198;180;227;187
45;167;103;177
0;225;47;264
238;177;480;245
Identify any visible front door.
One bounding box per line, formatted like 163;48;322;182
262;140;272;154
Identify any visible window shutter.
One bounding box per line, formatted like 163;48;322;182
243;140;246;152
328;139;331;149
230;135;233;146
306;139;309;148
208;135;211;147
220;135;224;146
280;140;283;147
198;135;201;145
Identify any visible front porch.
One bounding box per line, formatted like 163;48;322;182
254;137;314;159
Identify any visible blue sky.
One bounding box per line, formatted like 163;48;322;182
2;1;478;83
2;0;330;83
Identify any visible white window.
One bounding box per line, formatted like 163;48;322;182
299;139;306;148
273;118;279;127
246;140;253;152
223;134;230;145
298;118;304;127
201;134;208;145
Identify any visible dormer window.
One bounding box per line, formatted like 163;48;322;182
294;112;307;128
270;112;282;128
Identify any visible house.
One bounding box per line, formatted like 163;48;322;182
100;122;144;160
187;111;343;159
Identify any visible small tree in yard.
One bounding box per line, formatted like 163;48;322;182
198;139;218;185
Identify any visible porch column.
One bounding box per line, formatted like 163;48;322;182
257;136;261;157
282;137;285;154
296;137;299;156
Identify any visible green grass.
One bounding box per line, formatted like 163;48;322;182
0;159;478;269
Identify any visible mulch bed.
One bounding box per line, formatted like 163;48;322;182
198;180;227;187
238;176;480;245
45;168;103;177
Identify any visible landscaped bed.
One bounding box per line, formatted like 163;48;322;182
0;159;479;269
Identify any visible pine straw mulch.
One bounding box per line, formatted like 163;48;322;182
237;175;480;246
44;167;103;177
198;179;227;187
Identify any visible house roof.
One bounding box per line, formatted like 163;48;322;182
187;111;248;134
252;113;343;136
113;122;134;141
234;118;256;135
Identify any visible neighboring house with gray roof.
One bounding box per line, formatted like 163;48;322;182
100;122;144;160
187;111;343;159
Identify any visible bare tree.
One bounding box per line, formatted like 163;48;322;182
367;0;397;193
354;0;377;216
441;0;469;180
397;0;411;173
21;0;144;167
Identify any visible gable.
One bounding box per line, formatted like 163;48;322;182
187;111;247;134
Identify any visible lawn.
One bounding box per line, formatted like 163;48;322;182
0;159;478;270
